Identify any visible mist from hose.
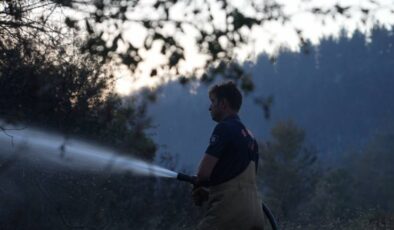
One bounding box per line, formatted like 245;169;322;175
0;124;177;178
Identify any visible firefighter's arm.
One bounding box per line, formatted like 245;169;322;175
192;154;218;206
196;153;218;184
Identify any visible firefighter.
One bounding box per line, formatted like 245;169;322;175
193;81;266;230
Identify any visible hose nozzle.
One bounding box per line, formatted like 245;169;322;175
176;173;197;185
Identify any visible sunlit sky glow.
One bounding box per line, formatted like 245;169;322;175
113;0;394;95
15;0;393;94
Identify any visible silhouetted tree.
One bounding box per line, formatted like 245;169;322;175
298;133;394;229
0;27;156;159
351;134;394;211
258;120;319;220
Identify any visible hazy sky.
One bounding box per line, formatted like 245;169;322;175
113;0;394;94
32;0;392;94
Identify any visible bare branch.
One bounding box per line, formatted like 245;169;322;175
20;2;57;14
0;125;26;146
0;20;48;32
42;4;59;26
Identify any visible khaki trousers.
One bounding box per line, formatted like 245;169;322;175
196;162;267;230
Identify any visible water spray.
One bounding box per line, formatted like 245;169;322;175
0;125;277;229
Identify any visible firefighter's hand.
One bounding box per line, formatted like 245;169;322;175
192;186;209;206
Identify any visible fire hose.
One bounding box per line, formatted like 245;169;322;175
177;173;279;230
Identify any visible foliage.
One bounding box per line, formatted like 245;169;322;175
0;160;200;230
1;0;390;92
1;1;394;228
350;134;394;211
257;121;394;229
1;118;394;229
0;26;156;159
303;134;394;222
258;120;319;220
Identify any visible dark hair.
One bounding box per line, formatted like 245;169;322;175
209;81;242;112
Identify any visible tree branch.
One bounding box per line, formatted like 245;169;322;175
0;20;48;32
0;125;26;147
